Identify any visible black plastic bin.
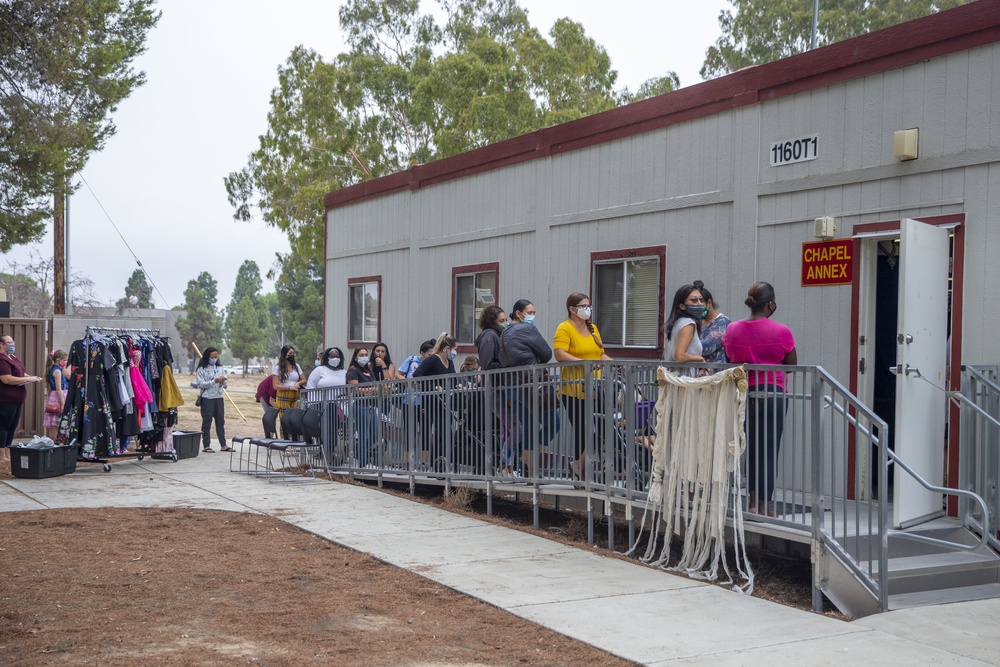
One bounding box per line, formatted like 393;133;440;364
11;444;79;479
171;431;201;460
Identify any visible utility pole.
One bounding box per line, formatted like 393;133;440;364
810;0;819;50
53;182;66;315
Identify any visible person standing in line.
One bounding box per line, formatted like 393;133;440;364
723;281;797;515
307;347;347;390
345;346;380;467
370;342;396;383
396;339;436;468
664;283;706;376
44;349;69;440
255;373;279;439
553;293;612;481
696;280;731;364
196;346;231;453
412;333;458;470
500;298;554;477
0;334;43;472
272;344;306;419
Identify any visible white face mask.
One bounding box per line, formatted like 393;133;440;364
357;356;369;367
448;349;457;360
327;357;341;368
576;306;592;320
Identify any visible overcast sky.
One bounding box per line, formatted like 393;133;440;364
3;0;730;310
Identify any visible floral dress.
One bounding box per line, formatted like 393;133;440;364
700;313;732;364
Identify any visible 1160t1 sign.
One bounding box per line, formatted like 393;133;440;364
769;134;819;167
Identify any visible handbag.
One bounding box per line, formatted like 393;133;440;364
195;391;203;408
45;399;62;414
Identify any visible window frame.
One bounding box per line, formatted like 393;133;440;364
589;246;665;359
347;275;382;348
451;262;499;352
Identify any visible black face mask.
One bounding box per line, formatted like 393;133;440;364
287;355;296;364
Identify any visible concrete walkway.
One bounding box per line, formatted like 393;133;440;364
2;444;998;666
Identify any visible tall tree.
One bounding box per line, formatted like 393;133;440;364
0;0;160;311
225;0;636;263
175;271;223;362
115;267;154;311
224;260;270;374
701;0;969;79
273;254;323;365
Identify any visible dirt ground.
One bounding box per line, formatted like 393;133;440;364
0;508;638;666
0;372;839;664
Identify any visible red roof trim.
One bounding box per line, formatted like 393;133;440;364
325;2;1000;212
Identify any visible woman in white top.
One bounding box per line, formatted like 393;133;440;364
664;284;706;376
307;347;347;389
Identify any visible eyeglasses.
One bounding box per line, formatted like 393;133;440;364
685;298;706;304
574;303;591;308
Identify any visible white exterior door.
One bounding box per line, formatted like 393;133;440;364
893;218;950;528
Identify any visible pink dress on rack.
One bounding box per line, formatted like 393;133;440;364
129;362;154;419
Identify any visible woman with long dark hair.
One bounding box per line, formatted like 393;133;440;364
553;292;612;481
196;346;230;453
272;344;306;414
723;281;797;515
695;280;731;364
413;332;458;470
664;283;706;376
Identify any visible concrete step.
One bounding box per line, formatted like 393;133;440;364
861;550;1000;595
889;582;1000;610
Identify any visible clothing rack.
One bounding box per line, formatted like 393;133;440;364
73;326;171;471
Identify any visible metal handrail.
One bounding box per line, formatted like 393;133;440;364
885;448;992;552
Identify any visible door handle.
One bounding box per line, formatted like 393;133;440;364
889;365;902;375
896;334;914;344
905;365;922;378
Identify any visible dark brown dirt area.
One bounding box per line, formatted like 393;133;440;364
0;508;640;667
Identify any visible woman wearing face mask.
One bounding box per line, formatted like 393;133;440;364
695;280;731;364
44;349;69;440
196;346;230;453
272;345;306;415
0;334;43;472
412;333;458;471
307;347;347;389
664;283;706;377
346;347;380;467
499;299;554;477
553;293;612;481
724;281;797;515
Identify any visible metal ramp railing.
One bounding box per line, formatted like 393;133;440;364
286;361;995;616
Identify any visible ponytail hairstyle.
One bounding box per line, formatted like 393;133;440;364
745;281;776;315
432;332;458;354
510;299;532;323
50;349;67;364
566;292;603;350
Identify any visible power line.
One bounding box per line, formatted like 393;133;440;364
78;175;173;310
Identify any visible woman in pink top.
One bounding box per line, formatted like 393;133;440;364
723;282;797;515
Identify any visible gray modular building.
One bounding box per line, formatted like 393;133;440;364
324;3;1000;510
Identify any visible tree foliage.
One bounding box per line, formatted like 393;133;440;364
115;267;154;311
701;0;970;79
226;0;672;263
175;271;223;360
0;0;160;251
272;254;323;364
224;260;270;373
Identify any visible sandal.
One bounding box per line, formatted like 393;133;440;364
203;447;215;453
220;446;234;452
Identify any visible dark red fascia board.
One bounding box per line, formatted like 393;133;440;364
325;1;1000;212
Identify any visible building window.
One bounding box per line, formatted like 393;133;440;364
348;276;381;344
453;263;498;346
592;247;664;351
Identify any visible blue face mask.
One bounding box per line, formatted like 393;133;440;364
208;358;218;366
5;343;14;355
314;359;322;367
523;315;536;326
448;349;457;360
